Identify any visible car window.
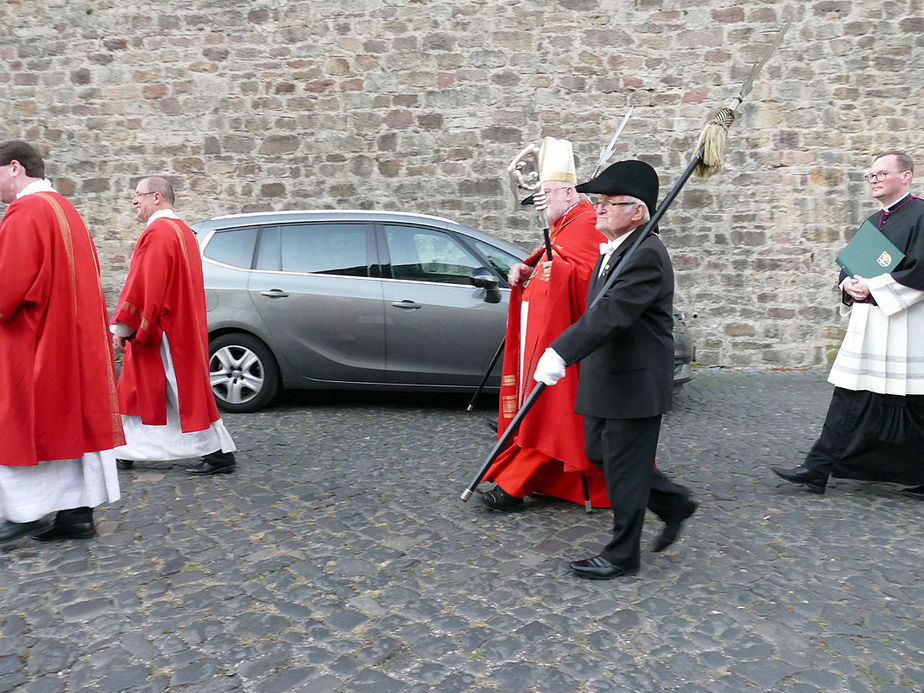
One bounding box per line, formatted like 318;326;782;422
202;227;259;268
277;223;369;276
470;239;521;281
384;225;482;285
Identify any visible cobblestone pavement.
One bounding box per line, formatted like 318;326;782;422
1;369;922;693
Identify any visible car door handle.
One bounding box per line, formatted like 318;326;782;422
391;300;421;309
260;289;289;298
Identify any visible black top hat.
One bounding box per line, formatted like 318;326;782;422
575;160;658;216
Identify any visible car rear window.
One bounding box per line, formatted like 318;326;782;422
202;227;259;268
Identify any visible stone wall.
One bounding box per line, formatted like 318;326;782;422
2;0;921;367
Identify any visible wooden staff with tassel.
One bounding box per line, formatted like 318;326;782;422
461;22;790;502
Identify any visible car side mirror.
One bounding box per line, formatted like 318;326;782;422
470;267;501;304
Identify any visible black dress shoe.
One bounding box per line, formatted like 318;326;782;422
116;459;134;470
569;555;639;580
901;485;924;501
772;465;827;494
185;452;236;476
652;497;699;553
0;518;54;544
478;485;524;512
33;507;95;542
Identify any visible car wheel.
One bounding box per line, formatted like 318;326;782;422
208;333;280;413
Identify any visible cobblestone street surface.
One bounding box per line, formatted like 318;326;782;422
1;370;922;692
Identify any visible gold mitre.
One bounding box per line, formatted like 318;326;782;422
538;136;577;184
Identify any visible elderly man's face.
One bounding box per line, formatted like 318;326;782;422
541;182;577;225
593;195;647;240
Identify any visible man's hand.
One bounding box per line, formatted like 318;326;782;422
539;260;552;281
508;262;532;287
533;348;566;386
112;334;127;354
843;276;870;301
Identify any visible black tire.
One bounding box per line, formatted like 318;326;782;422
208;333;280;413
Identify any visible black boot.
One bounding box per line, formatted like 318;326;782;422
186;450;236;475
33;507;95;541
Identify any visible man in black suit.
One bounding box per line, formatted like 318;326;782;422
533;160;697;580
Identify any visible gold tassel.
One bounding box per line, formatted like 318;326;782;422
694;107;736;178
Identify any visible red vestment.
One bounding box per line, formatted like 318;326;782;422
112;217;219;432
0;192;124;466
486;200;611;507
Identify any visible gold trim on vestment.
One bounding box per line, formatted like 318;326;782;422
35;193;77;316
35;193;124;444
163;219;212;386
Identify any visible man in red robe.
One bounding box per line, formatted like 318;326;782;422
479;137;610;511
111;177;237;475
0;140;124;544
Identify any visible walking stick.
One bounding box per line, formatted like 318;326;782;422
466;337;504;412
580;475;592;513
460;22;790;502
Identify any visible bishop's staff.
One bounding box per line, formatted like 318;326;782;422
466;111;634;412
461;22;790;502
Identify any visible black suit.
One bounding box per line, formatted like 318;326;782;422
552;225;690;570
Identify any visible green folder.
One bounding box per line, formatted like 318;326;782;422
835;220;905;278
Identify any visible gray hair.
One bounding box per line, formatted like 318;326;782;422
626;196;651;223
139;176;176;205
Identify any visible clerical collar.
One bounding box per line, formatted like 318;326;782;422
146;208;181;227
881;193;911;212
16;179;56;198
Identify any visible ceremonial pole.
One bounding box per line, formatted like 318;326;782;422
461;23;790;502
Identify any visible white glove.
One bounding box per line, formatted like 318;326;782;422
532;190;548;211
533;348;566;386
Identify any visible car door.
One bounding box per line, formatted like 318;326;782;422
248;222;387;385
379;223;509;386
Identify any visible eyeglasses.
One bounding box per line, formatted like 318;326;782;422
591;199;638;209
132;191;157;200
863;170;906;183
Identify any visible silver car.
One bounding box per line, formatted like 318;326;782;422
193;210;525;412
194;210;693;413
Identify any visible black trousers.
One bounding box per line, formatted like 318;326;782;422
583;414;690;570
804;387;924;485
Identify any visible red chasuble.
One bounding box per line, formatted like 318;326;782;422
0;192;124;465
112;216;219;432
486;200;610;506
